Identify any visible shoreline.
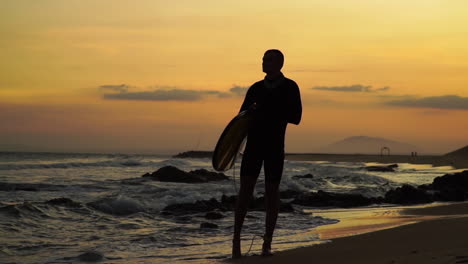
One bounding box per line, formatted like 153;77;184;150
227;202;468;264
285;153;468;170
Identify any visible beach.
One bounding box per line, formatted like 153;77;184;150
229;202;468;264
1;152;467;263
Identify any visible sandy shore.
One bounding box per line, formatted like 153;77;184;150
285;153;468;170
227;202;468;264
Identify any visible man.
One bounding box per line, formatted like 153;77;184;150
232;49;302;258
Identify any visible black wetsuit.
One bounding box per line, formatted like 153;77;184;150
239;74;302;183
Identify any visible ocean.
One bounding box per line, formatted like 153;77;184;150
0;152;464;264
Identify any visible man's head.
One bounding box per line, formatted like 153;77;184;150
262;49;284;75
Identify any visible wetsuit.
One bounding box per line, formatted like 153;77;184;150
239;73;302;183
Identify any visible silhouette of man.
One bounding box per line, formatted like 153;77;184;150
232;49;302;258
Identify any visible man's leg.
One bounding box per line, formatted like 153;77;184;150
232;176;257;258
232;152;262;258
233;175;257;236
263;180;280;255
262;152;284;255
264;181;280;238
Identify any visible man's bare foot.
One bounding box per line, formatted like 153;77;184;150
232;238;241;259
261;235;273;257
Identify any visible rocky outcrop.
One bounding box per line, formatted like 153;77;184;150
292;173;314;179
364;164;398;172
173;151;213;158
383;170;468;204
292;190;380;208
430;170;468;201
161;198;223;215
384;185;433;205
142;166;228;183
161;195;294;215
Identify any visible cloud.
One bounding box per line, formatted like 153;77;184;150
104;89;204;101
99;84;129;93
229;85;249;96
100;84;249;101
386;95;468;110
311;84;390;93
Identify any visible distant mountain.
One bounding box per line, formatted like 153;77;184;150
444;145;468;157
321;136;420;155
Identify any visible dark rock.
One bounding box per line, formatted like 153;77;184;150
200;222;218;229
46;198;81;208
430;170;468;201
189;169;229;181
162;195;294;215
292;173;314;179
384;184;433;205
78;251;104;262
173;151;213;158
162;198;223;215
364;164;398;172
142;166;228;183
205;211;225;220
292;190;376;208
280;190;302;199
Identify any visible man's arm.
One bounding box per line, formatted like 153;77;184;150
239;85;256;113
287;81;302;125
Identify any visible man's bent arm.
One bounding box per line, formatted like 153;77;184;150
287;83;302;125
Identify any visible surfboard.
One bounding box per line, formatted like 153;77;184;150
212;110;252;172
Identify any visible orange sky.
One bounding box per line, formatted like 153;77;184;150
1;0;467;154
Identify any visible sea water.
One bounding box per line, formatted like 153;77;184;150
0;152;463;263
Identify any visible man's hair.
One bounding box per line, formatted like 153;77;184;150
265;49;284;69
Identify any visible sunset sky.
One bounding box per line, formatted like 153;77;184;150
1;0;467;154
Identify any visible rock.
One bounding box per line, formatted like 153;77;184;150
292;190;377;208
162;198;223;215
280;190;302;199
162;195;294;215
292;173;314;179
364;164;398;172
205;211;225;220
200;222;218;229
142;166;228;183
78;251;104;262
430;170;468;201
384;184;433;205
173;151;213;158
189;169;229;181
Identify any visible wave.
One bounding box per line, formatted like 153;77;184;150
0;158;189;170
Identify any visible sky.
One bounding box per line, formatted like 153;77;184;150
1;0;467;154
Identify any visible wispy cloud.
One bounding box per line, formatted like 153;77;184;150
385;95;468;110
99;84;129;93
311;84;390;93
100;84;248;101
229;85;249;96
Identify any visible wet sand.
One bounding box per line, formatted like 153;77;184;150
228;202;468;264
